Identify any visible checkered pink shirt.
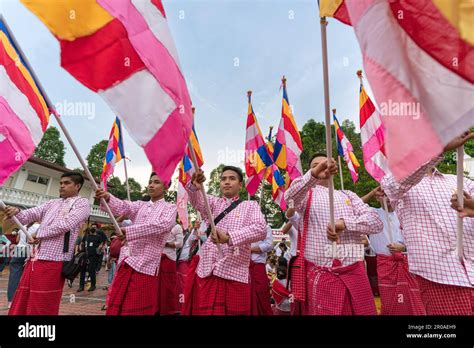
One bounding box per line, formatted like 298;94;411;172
285;171;383;267
105;195;177;276
16;196;91;262
381;156;474;288
186;183;267;284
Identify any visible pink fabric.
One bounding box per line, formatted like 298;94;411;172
285;170;383;267
361;123;386;182
15;197;90;262
382;157;474;288
0;96;35;185
97;0;193;184
377;253;426;315
363;57;443;181
105;195;177;276
186;184;267;284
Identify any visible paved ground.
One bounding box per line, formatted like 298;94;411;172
0;265;382;315
0;265;108;315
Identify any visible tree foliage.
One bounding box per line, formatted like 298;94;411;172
34;126;66;167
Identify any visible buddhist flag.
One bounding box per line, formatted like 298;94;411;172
320;0;474;180
100;116;125;189
333;110;360;183
0;15;49;185
273;77;303;182
264;127;286;210
21;0;193;184
245;91;273;196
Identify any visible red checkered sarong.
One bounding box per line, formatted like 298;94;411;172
306;260;376;315
106;261;157;315
416;276;474;315
191;275;250;315
365;255;379;296
156;254;178;315
176;259;190;313
376;253;425;315
9;259;65;315
182;255;200;315
250;261;273;316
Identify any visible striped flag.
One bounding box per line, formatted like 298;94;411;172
245;92;274;196
177;124;203;230
0;16;49;185
264;127;286;210
321;0;474;180
358;71;388;182
319;0;351;25
100;116;125;189
274;77;303;182
333;110;360;183
22;0;193;185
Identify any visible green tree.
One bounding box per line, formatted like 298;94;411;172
86;140;108;180
34;126;66;166
107;176;126;200
126;177;143;201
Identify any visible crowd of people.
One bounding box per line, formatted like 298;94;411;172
0;131;474;316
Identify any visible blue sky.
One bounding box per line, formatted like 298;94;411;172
1;0;371;187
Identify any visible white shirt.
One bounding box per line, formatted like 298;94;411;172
368;208;404;256
163;224;184;261
178;230;197;261
251;225;274;264
287;212;300;257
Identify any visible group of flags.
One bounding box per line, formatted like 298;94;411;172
1;0;473;225
245;78;304;210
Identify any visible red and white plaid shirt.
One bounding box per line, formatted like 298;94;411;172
381;156;474;288
16;196;90;262
186;183;267;284
105;195;177;276
285;171;383;267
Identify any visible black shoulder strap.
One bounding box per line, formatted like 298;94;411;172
176;230;191;261
63;201;88;253
205;199;242;237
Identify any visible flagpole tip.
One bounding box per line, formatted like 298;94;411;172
247;90;252;96
192;106;196;114
269;126;273;130
332;108;336;114
356;70;363;78
281;76;286;85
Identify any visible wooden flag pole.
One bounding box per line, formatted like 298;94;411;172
0;201;33;243
382;197;394;245
187;107;223;257
456;146;464;260
320;16;337;259
0;15;123;236
118;119;131;201
332;109;345;190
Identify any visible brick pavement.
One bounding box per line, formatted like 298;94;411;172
0;264;110;315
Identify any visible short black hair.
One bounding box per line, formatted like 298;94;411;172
308;152;328;168
221;165;244;183
61;172;84;191
149;172;169;188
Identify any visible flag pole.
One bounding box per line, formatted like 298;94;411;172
456;146;464;260
118;119;131;201
187;107;223;257
0;201;33;242
0;15;123;236
320;15;337;259
382;197;394;244
337;156;344;190
332;108;345;190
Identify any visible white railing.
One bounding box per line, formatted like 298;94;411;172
0;186;109;218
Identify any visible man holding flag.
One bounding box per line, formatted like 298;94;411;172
285;155;382;315
381;132;474;315
95;173;177;315
183;166;266;315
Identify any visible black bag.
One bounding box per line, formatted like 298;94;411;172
61;205;88;287
62;251;87;287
